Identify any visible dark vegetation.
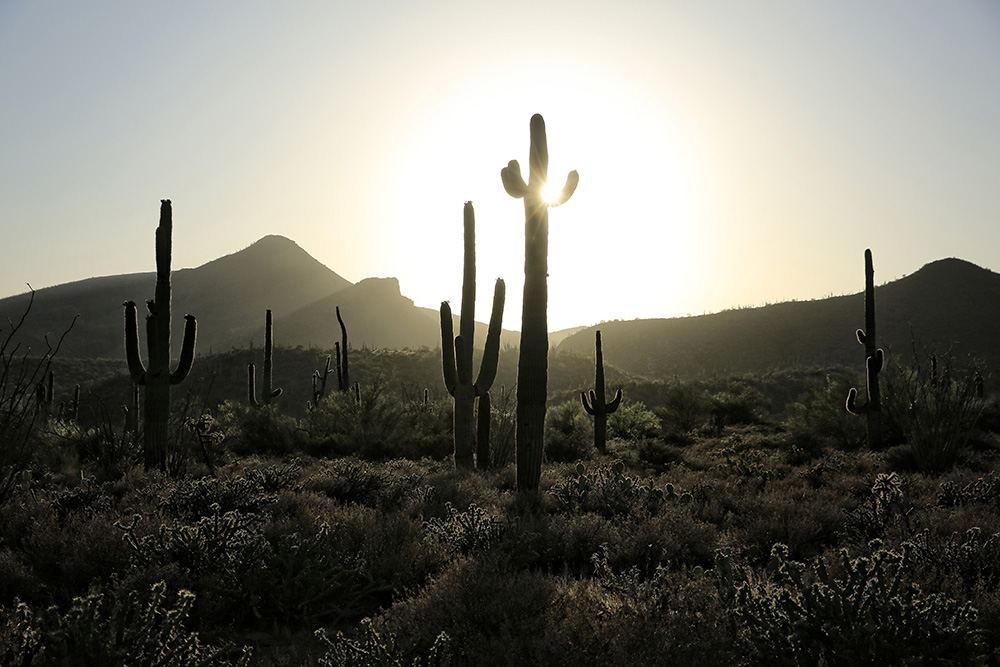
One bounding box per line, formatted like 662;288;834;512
3;117;1000;664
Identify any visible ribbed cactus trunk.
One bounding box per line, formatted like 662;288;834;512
441;202;505;470
476;392;492;469
249;310;282;406
502;114;578;492
124;200;197;471
846;248;883;450
581;330;623;454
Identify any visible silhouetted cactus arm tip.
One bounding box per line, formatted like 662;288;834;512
123;301;146;385
608;388;623;412
170;314;197;384
474;278;505;394
501;161;527;198
846;387;860;415
548;170;579;207
440;301;457;395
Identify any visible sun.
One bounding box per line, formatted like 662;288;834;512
541;181;563;205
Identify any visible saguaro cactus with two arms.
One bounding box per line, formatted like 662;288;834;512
441;202;505;469
581;330;622;454
502;114;578;491
248;309;282;406
124;200;197;470
846;248;883;449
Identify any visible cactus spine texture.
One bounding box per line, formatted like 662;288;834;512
440;202;506;469
248;309;282;406
846;248;883;449
581;330;623;454
124;200;197;470
502;114;578;491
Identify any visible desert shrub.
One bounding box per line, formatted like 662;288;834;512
607;400;659;441
397;400;453;460
264;523;398;628
317;618;451;667
881;354;985;473
841;472;919;544
636;438;685;465
717;541;988;666
120;509;270;627
376;559;558;666
785;374;866;451
305;458;402;509
216;401;300;457
305;381;409;459
937;473;1000;508
656;382;709;436
0;294;75;508
544;400;592;462
708;383;768;433
550;461;683;518
0;581;249;666
483;386;516;468
158;476;276;520
423;503;508;557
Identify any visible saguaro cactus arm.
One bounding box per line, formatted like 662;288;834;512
474;278;506;394
440;301;457;395
123;301;147;386
170;314;197;385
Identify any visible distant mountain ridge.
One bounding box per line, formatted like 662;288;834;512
3;244;998;380
556;258;1000;378
0;235;517;358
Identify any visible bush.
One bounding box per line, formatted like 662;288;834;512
544;400;592;462
709;383;767;434
656;383;709;435
305;381;409;460
550;461;686;518
717;541;988;666
607;400;659;442
881;354;985;473
785;374;866;451
216;401;300;457
0;581;249;666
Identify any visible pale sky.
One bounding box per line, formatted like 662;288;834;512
2;1;998;332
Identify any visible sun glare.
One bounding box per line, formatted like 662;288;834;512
541;181;563;205
387;60;703;331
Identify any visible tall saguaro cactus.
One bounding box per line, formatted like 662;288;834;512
248;309;282;406
440;202;506;469
336;307;350;391
124;200;197;470
846;248;883;449
581;330;623;454
502;114;579;491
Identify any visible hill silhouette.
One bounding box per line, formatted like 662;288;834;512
0;235;516;358
557;258;1000;378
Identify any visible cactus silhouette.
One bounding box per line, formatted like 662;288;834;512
336;307;350;391
581;330;623;454
846;248;882;449
440;202;505;469
124;200;197;470
502;114;578;491
248;309;282;406
310;355;333;409
476;391;492;469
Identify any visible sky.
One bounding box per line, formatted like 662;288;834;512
1;1;998;333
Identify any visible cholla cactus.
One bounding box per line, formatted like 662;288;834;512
502;114;578;492
440;202;505;469
581;330;622;454
124;200;197;470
